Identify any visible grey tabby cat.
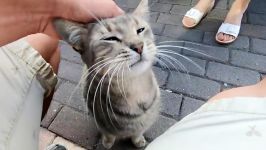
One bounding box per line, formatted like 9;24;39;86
54;0;160;149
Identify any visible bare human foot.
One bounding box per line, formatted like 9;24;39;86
182;0;215;28
216;0;250;43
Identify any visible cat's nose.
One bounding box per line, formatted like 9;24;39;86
130;42;144;54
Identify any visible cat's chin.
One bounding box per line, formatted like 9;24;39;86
128;60;152;76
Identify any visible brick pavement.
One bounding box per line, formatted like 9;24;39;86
40;0;266;149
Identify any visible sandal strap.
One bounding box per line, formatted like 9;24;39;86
184;8;204;23
217;23;241;38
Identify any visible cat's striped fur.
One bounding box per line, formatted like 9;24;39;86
54;0;160;148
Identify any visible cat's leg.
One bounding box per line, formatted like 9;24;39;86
102;134;116;149
131;134;147;148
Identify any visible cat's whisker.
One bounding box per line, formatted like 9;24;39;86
88;58;125;129
153;57;172;72
105;63;123;130
116;62;128;101
68;57;113;106
157;49;204;73
157;40;184;45
86;10;109;32
94;63;119;130
156;53;188;74
156;45;214;59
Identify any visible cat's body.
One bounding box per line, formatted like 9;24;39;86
54;0;160;148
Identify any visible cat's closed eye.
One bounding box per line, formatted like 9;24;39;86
137;27;145;34
102;36;121;42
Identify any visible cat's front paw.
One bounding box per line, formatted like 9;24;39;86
131;135;147;148
102;134;116;149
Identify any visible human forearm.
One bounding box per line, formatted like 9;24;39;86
0;0;123;46
0;0;56;46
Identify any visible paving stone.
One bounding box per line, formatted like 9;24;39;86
167;72;221;100
149;12;160;23
49;107;99;149
158;0;191;5
170;5;191;15
95;139;144;150
39;128;56;150
206;62;260;86
52;137;86;150
58;60;83;83
196;19;222;32
207;9;227;20
150;23;164;35
155;35;177;43
160;90;182;118
183;42;229;62
203;32;250;50
192;0;228;10
152;67;169;87
251;38;266;55
240;24;266;39
53;81;87;112
115;0;140;9
248;13;266;26
163;25;204;42
180;97;205;119
144;115;176;141
231;50;266;73
150;3;172;13
41;101;63;128
247;0;266;14
157;13;183;26
60;42;82;64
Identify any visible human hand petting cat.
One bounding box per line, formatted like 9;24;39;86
0;0;124;45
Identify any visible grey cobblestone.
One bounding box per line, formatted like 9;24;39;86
149;12;160;23
163;25;204;42
206;62;260;86
207;9;227;20
49;107;99;149
144;115;176;141
170;5;190;15
41;101;63;128
150;3;172;13
167;71;221;100
180;97;205;119
60;42;82;64
160;90;182;119
157;13;183;26
251;38;266;55
183;42;229;62
158;0;191;5
231;50;266;73
150;23;165;35
53;81;86;112
240;24;266;39
155;35;177;43
203;32;250;50
196;20;221;32
192;0;228;10
248;13;266;26
58;60;83;83
153;67;169;87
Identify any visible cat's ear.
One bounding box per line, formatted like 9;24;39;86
53;19;87;52
133;0;149;17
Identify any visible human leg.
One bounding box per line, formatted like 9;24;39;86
216;0;251;43
0;38;57;150
24;33;60;119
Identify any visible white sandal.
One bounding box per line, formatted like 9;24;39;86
182;1;214;28
215;23;241;44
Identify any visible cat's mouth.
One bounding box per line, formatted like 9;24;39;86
130;57;143;68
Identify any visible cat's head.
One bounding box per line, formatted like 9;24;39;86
54;0;156;77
